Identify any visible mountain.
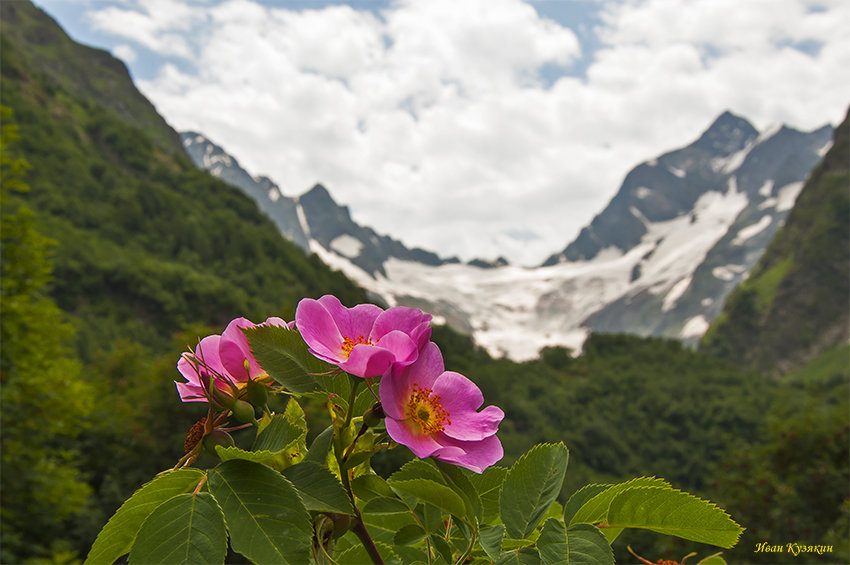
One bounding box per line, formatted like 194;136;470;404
183;113;833;359
701;106;849;374
181;132;454;278
559;111;834;340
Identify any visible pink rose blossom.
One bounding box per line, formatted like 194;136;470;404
295;295;431;378
175;316;290;403
379;342;504;473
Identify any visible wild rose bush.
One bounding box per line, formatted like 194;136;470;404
86;296;743;565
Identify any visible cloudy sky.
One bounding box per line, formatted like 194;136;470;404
36;0;850;265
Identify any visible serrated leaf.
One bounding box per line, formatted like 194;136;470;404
469;465;508;518
393;524;427;545
208;459;312;564
496;547;540;564
389;458;446;484
500;443;569;539
281;461;354;514
336;539;399;565
563;484;612;525
215;438;304;471
362;496;412;514
435;460;483;524
352;473;395;501
244;324;329;393
84;469;205;565
569;477;670;526
696;552;727;565
128;493;226;565
253;412;302;452
536;519;614;565
390;478;466;518
479;524;506;561
605;487;744;548
305;425;334;465
430;533;454;564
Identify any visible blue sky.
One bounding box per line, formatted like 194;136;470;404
34;0;850;265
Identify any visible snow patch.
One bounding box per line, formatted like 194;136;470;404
662;277;691;312
668;166;686;178
712;264;747;281
758;179;775;197
680;316;710;338
817;141;833;157
777;182;804;212
732;215;772;245
757;123;782;144
295;203;311;239
635;186;652;199
330;234;363;258
268;188;280;202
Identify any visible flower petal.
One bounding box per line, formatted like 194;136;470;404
431;434;504;473
175;381;207;402
296;297;345;360
340;344;395;378
317;295;381;339
385;417;443;459
219;317;263;381
375;330;418;367
372;306;431;341
432;372;504;441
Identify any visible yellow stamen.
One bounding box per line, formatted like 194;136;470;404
407;384;451;434
341;335;374;359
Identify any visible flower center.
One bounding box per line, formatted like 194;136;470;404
341;335;374;359
407;384;451;434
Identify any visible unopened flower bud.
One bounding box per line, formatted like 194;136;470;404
363;402;385;428
202;429;235;454
231;398;258;424
245;378;269;409
210;383;237;410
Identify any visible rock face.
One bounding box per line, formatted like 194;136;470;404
181;133;449;278
181;111;833;360
701;107;849;374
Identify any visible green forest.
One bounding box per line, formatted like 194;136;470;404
1;2;847;564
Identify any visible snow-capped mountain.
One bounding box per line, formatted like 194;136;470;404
181;133;454;278
180;111;832;360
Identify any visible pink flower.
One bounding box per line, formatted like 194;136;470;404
379;342;504;473
295;295;431;378
175;316;290;403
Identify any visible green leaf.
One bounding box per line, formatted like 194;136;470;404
430;533;454;564
128;493;226;565
536;519;614;565
696;552;727;565
304;424;334;465
281;461;354;514
84;468;205;565
208;459;312;564
362;496;412;514
479;524;506;561
244;324;330;393
500;443;569;539
390;478;467;518
569;477;670;526
352;473;395;502
496;547;540;564
253;414;299;452
393;523;427;545
214;440;304;471
605;487;744;548
562;484;612;525
468;465;508;518
336;540;398;565
435;459;483;524
389;458;446;484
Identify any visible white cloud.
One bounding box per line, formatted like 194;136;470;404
112;44;137;63
85;0;850;265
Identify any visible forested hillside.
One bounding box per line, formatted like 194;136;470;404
0;2;846;564
702;107;850;375
1;2;368;561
